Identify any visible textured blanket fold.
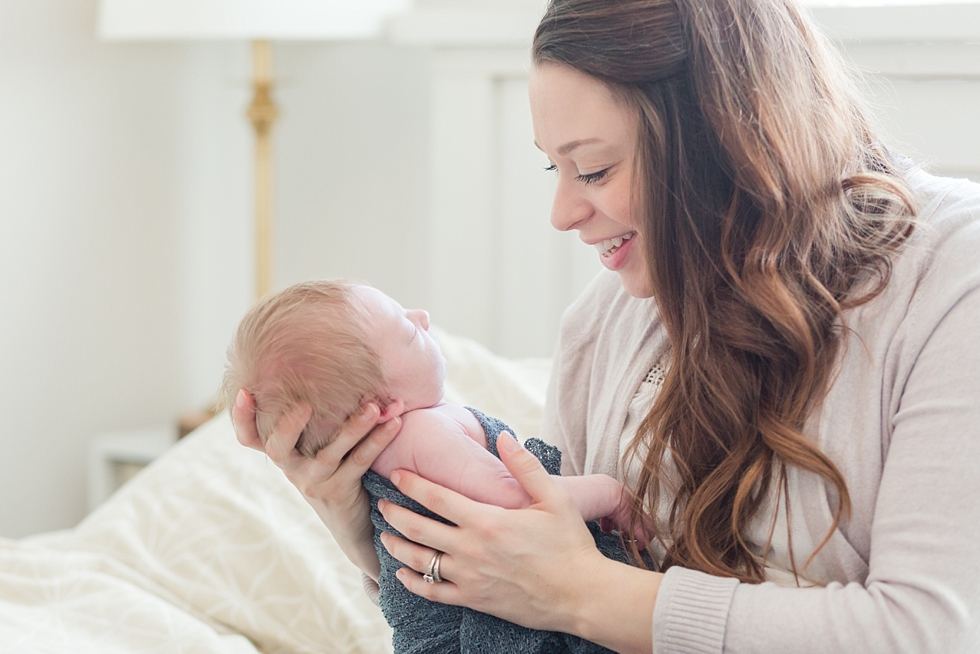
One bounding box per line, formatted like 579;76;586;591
363;407;634;654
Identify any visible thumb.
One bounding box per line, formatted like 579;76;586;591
497;431;563;505
232;389;263;450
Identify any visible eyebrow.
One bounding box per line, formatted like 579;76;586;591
533;138;604;156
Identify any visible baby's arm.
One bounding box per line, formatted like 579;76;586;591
371;408;533;509
553;474;625;523
371;409;630;526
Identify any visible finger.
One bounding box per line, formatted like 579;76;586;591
378;489;461;553
394;565;464;606
388;469;491;529
380;531;465;605
265;402;314;465
379;531;446;579
304;405;390;485
231;390;264;451
315;402;384;469
345;415;402;475
319;417;402;496
496;431;564;505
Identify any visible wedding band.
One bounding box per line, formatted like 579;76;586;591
423;551;444;584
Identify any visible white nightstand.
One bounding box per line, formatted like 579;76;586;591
88;425;177;512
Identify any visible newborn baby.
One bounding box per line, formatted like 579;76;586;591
223;279;642;653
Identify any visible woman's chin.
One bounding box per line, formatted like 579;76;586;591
618;271;655;299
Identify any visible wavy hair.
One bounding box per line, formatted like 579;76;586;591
533;0;916;582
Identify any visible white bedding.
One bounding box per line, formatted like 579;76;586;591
0;329;551;653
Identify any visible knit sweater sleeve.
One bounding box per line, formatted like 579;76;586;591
651;177;980;653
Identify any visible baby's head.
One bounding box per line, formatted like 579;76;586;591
222;280;446;458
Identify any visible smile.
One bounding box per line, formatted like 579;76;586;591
594;232;635;257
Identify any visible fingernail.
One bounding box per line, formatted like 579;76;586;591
390;471;402;486
395;568;406;583
378;499;388;512
498;432;522;453
236;389;247;408
361;403;377;420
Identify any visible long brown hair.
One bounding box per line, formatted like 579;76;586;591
533;0;916;582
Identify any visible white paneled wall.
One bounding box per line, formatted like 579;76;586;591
420;49;601;358
272;41;433;310
845;42;980;182
392;4;603;359
495;73;603;357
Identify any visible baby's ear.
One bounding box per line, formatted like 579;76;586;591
377;399;405;422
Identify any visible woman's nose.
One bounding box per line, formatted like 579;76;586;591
550;179;592;232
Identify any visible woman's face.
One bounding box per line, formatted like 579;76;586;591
529;62;653;298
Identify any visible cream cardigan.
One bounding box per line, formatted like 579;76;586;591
540;168;980;653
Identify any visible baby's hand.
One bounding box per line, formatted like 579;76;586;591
558;474;657;547
599;495;656;548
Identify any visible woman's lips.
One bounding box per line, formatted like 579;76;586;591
597;232;635;271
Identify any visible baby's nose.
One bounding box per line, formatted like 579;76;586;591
409;309;430;331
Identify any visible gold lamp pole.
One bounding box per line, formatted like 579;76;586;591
246;40;278;300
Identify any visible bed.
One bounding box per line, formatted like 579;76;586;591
0;329;551;653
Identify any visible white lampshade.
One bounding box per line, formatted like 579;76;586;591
98;0;412;41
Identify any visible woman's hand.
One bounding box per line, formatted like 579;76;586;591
378;432;661;653
231;389;401;579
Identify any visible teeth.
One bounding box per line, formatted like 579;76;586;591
593;232;635;255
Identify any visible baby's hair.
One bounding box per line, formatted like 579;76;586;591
221;279;386;458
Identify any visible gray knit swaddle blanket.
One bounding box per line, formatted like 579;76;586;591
362;407;635;654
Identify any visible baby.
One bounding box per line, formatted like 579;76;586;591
222;279;632;526
222;279;642;653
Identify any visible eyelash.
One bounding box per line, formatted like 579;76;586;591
543;165;610;185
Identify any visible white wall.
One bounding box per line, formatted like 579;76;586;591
273;41;433;310
0;0;187;537
168;39;437;413
171;44;253;414
0;0;434;537
843;42;980;182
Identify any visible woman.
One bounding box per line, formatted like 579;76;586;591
234;0;980;651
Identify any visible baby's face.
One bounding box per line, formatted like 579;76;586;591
353;285;447;411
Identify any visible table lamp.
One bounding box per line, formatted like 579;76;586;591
98;0;411;299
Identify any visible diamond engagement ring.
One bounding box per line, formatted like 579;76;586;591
423;551;444;584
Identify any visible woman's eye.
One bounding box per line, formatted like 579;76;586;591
544;164;557;173
577;168;609;185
